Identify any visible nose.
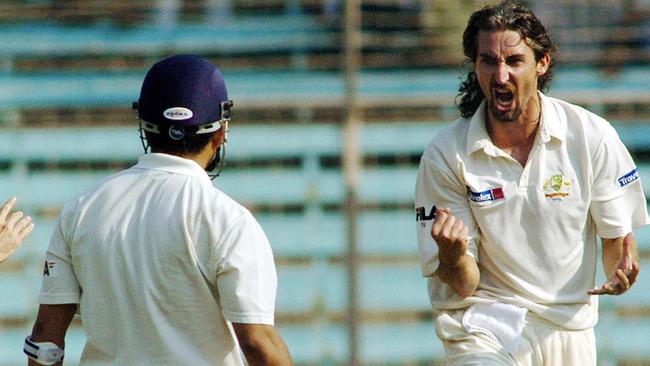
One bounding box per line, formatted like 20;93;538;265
494;62;509;85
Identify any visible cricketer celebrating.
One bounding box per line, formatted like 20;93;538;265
26;55;292;366
415;2;650;365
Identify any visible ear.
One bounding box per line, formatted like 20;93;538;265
536;53;550;76
211;128;225;150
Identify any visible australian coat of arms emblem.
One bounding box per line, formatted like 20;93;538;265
543;174;572;201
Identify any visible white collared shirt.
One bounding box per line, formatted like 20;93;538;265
415;93;649;330
39;153;277;365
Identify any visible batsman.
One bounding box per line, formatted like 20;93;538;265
415;2;649;365
26;55;292;366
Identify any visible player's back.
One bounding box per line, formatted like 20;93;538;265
61;154;249;365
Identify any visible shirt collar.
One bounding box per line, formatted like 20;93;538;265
134;153;211;183
466;92;565;156
538;92;566;143
466;100;492;155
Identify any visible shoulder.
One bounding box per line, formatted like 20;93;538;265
544;95;615;139
202;185;263;235
208;187;250;219
543;95;618;157
422;116;470;162
205;189;270;253
60;168;131;215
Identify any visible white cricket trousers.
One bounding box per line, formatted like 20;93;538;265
435;309;596;366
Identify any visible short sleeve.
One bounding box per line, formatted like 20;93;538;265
215;213;277;325
589;125;650;238
38;212;81;304
415;154;479;277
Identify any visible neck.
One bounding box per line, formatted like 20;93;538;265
486;96;541;150
486;95;542;166
178;145;215;171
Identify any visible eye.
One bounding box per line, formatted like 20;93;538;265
480;57;497;66
506;57;524;66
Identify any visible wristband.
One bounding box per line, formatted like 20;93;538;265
24;336;64;365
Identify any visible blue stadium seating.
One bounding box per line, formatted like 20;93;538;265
1;79;649;366
1;3;649;365
0;18;333;57
2;67;650;110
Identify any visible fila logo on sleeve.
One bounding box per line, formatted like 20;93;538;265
467;186;505;203
416;205;436;223
618;168;640;187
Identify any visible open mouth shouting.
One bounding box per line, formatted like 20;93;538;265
493;88;514;111
489;86;520;122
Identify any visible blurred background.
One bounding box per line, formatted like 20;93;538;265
1;0;649;365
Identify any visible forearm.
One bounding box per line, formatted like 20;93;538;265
590;233;640;296
233;323;292;366
27;304;77;366
602;235;638;277
435;254;479;298
602;237;625;277
240;333;292;366
28;357;62;366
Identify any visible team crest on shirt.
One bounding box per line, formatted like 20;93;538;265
543;174;572;202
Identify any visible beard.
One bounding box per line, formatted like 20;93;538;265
487;98;522;122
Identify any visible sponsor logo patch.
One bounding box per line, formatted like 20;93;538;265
168;125;186;140
163;107;193;120
43;260;57;277
416;205;436;226
467;186;504;203
618;168;640;187
543;173;572;203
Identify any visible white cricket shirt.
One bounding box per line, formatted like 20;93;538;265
415;93;650;330
39;153;278;365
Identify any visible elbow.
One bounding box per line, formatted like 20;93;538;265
457;266;480;298
452;269;479;298
456;281;479;299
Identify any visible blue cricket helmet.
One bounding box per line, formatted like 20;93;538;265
134;55;233;178
136;54;233;139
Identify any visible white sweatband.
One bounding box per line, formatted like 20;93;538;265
23;336;64;365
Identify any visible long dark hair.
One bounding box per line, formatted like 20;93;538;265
456;1;557;118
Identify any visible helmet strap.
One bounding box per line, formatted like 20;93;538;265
139;120;151;154
206;144;226;180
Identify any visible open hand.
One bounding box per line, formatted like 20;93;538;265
589;232;639;296
0;197;34;263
